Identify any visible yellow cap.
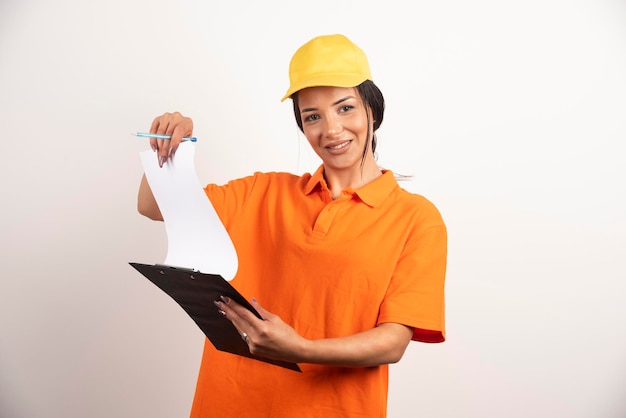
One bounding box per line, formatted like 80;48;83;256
281;34;373;102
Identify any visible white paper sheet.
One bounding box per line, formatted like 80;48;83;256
140;142;238;280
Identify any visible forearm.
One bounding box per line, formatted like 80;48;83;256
218;297;414;367
296;323;413;367
137;174;163;221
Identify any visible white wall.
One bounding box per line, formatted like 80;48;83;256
1;1;625;417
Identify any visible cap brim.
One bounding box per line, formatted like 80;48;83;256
281;74;371;102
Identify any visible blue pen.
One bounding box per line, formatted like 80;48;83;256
133;132;197;142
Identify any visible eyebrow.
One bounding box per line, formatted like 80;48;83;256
300;96;356;113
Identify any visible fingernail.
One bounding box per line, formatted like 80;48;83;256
151;144;157;152
213;301;227;316
220;295;231;304
159;156;167;167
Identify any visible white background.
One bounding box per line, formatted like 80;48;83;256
1;1;625;417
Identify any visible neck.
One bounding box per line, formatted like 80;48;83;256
323;161;382;199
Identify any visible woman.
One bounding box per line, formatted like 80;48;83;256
138;34;447;418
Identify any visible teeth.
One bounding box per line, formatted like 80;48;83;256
329;141;349;150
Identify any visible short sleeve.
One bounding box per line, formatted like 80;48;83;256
204;173;264;228
378;222;447;343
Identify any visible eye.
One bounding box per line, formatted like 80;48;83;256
339;104;355;113
303;113;320;122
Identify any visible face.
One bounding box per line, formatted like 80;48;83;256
297;86;376;176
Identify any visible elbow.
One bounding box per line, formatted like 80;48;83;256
377;323;413;365
137;175;163;221
386;347;408;364
137;202;163;221
389;355;402;365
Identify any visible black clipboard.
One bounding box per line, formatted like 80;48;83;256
129;262;301;372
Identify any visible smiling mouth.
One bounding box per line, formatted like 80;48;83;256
327;140;351;150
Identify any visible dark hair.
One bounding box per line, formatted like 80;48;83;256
291;80;385;165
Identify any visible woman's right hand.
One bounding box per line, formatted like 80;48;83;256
137;111;193;220
149;111;194;167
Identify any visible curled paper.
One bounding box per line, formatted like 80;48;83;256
139;142;238;280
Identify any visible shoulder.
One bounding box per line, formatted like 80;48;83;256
388;184;446;232
239;171;306;189
396;186;441;212
205;171;306;196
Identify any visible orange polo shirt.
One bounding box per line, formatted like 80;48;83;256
190;166;447;417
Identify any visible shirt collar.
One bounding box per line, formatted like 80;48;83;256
303;165;327;195
303;165;398;208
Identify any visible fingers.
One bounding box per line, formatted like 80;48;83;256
214;297;302;362
149;111;194;167
250;298;271;320
214;296;253;327
214;296;265;346
148;117;160;152
169;124;189;159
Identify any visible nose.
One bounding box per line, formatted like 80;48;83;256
323;114;342;138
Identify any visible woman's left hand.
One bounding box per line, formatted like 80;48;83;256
214;296;307;363
214;296;414;367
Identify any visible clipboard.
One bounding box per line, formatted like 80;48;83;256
129;262;301;372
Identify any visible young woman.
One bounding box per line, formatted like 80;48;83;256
138;34;447;418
